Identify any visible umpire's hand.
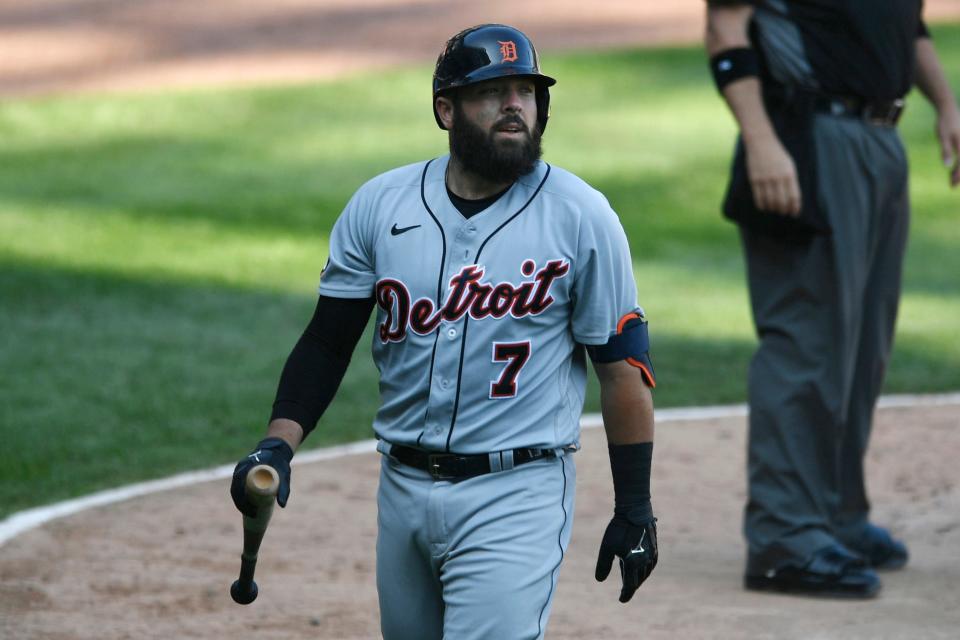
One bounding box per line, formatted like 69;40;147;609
595;517;658;603
230;437;293;518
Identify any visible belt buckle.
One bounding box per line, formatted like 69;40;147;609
865;99;904;126
427;453;450;480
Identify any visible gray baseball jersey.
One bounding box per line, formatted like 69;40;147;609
319;154;641;453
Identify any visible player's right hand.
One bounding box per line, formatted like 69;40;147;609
230;437;293;518
595;517;658;603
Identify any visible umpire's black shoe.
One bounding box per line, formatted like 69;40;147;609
744;544;881;599
846;523;909;571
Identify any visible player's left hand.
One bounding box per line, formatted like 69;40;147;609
595;517;658;603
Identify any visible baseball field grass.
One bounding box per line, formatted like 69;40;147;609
2;27;959;519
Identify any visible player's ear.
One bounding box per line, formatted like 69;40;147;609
435;95;455;131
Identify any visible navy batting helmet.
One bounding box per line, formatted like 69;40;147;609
432;24;556;132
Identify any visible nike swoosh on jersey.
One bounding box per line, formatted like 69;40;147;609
391;223;421;236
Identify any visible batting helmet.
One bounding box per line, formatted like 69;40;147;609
432;24;557;132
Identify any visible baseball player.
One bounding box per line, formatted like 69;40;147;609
231;24;658;639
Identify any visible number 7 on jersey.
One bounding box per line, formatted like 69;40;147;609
490;341;531;399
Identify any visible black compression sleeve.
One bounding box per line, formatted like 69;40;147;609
608;442;654;524
270;295;375;439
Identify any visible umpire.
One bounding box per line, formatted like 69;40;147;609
705;1;960;597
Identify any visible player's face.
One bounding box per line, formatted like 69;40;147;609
456;77;539;141
447;78;543;183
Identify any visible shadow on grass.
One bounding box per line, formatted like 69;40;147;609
0;259;381;518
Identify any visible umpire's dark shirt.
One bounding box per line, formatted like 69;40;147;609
710;0;929;100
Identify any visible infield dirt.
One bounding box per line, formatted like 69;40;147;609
2;404;959;639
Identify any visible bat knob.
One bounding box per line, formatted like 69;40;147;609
230;579;258;605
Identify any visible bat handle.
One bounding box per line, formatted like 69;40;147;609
231;552;260;604
230;464;280;605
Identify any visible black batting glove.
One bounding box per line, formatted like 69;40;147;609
595;516;658;603
595;442;657;603
230;437;293;518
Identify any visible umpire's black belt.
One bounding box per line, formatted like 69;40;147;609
813;95;905;127
387;443;556;480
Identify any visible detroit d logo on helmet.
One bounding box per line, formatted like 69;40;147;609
498;40;518;63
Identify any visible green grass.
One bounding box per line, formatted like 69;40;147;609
2;25;959;518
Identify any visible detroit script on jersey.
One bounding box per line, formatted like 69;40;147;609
375;259;570;342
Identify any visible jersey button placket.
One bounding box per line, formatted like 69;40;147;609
431;226;476;446
429;318;456;439
461;227;476;262
455;225;477;267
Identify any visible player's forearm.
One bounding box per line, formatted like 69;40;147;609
915;37;959;114
595;360;656;558
266;418;304;452
595;362;654;445
267;294;374;444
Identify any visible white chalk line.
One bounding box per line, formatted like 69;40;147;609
1;392;958;548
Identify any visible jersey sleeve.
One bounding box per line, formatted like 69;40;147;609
318;187;377;299
570;196;641;345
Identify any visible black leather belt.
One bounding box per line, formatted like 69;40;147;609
813;95;905;127
388;444;555;480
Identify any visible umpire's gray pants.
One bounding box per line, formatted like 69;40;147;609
740;113;910;574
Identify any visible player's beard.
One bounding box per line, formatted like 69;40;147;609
450;105;542;184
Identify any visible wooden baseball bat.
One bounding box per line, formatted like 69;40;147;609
230;464;280;605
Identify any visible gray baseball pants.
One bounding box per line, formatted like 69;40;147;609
375;452;575;639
